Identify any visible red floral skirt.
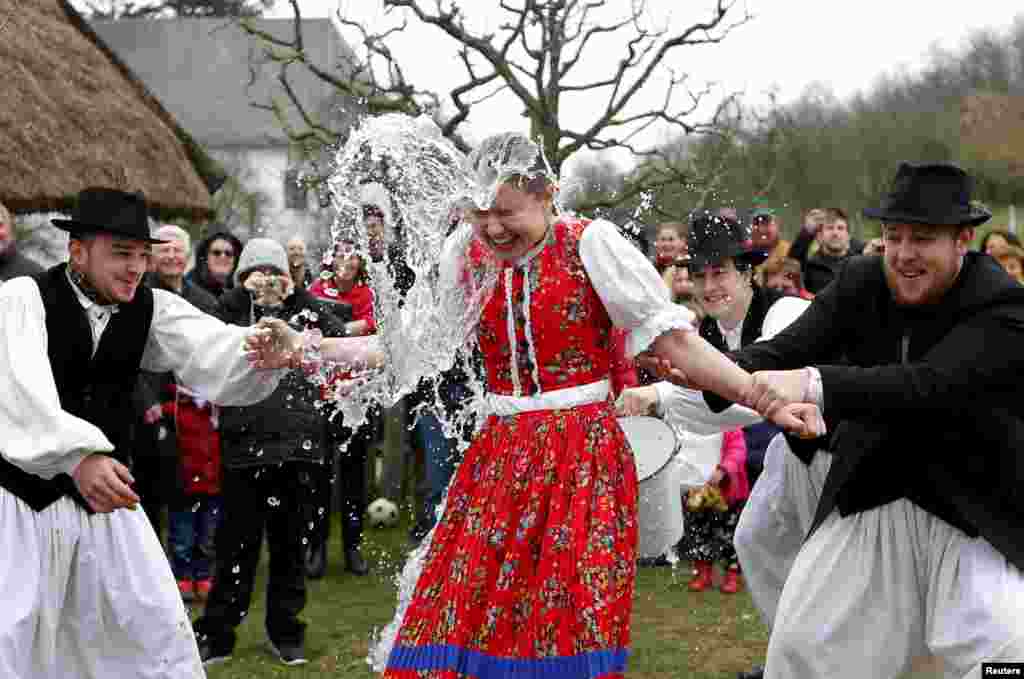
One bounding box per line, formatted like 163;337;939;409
384;400;637;679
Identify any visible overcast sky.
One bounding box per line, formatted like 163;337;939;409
268;1;1020;172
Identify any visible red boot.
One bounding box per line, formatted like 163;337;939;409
720;564;742;594
688;560;713;592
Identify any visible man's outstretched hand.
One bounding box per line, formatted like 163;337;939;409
768;402;827;439
245;318;302;369
72;454;140;513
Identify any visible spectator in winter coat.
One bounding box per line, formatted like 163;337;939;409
185;229;243;299
162;381;223;603
192;238;350;667
788;207;864;294
306;240;377;576
750;206;791;267
0;201;44;283
286;235;313;290
678;429;750;594
760;257;814;300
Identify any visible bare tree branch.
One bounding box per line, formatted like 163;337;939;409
245;0;752;211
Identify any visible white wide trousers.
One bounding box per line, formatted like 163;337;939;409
0;488;204;679
734;435;831;628
766;499;1024;679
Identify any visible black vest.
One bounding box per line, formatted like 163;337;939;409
0;264;154;512
698;284;785;353
699;285;799;461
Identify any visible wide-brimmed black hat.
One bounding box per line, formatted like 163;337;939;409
686;209;769;271
863;162;991;227
52;187;166;244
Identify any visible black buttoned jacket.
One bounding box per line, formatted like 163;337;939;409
707;253;1024;570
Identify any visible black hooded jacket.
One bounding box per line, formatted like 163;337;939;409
215;285;351;468
185;230;244;299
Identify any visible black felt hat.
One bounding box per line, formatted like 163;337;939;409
862;162;991;227
51;187;166;244
686;209;768;271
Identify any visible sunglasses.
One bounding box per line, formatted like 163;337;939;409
209;248;235;257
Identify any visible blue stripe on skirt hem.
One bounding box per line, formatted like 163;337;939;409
387;644;629;678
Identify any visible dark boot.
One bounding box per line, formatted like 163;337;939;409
303;538;327;580
344;546;369;576
737;666;765;679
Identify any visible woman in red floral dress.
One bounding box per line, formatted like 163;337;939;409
249;133;819;678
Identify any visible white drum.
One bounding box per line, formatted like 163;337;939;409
618;416;684;560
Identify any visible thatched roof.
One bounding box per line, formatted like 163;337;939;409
960;92;1024;179
0;1;225;220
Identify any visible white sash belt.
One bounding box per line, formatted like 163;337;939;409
486;379;611;416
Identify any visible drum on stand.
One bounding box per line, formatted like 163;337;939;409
618;416;683;560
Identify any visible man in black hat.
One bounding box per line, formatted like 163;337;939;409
617;211;828;675
0;187;288;678
656;163;1024;677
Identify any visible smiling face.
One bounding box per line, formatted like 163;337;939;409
690;258;748;319
882;222;973;307
654;226;684;262
69;233;151;304
332;242;364;286
206;237;236;280
465;180;552;261
153;235;188;281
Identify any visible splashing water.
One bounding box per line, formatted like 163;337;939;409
314;113;503;449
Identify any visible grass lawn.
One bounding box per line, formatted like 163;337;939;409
200;516;945;678
200;515;768;678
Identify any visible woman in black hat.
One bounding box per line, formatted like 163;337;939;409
0;187;290;678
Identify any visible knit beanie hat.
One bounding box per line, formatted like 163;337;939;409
234;238;288;286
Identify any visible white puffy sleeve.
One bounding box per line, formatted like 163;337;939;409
653;382;762;436
0;278;110;478
578;219;694;357
142;289;285;406
651;295;812;435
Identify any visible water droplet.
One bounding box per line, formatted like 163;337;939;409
268;496;281;507
302;440;312;450
231;564;241;574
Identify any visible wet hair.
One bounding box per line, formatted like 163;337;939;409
503;173;552;197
